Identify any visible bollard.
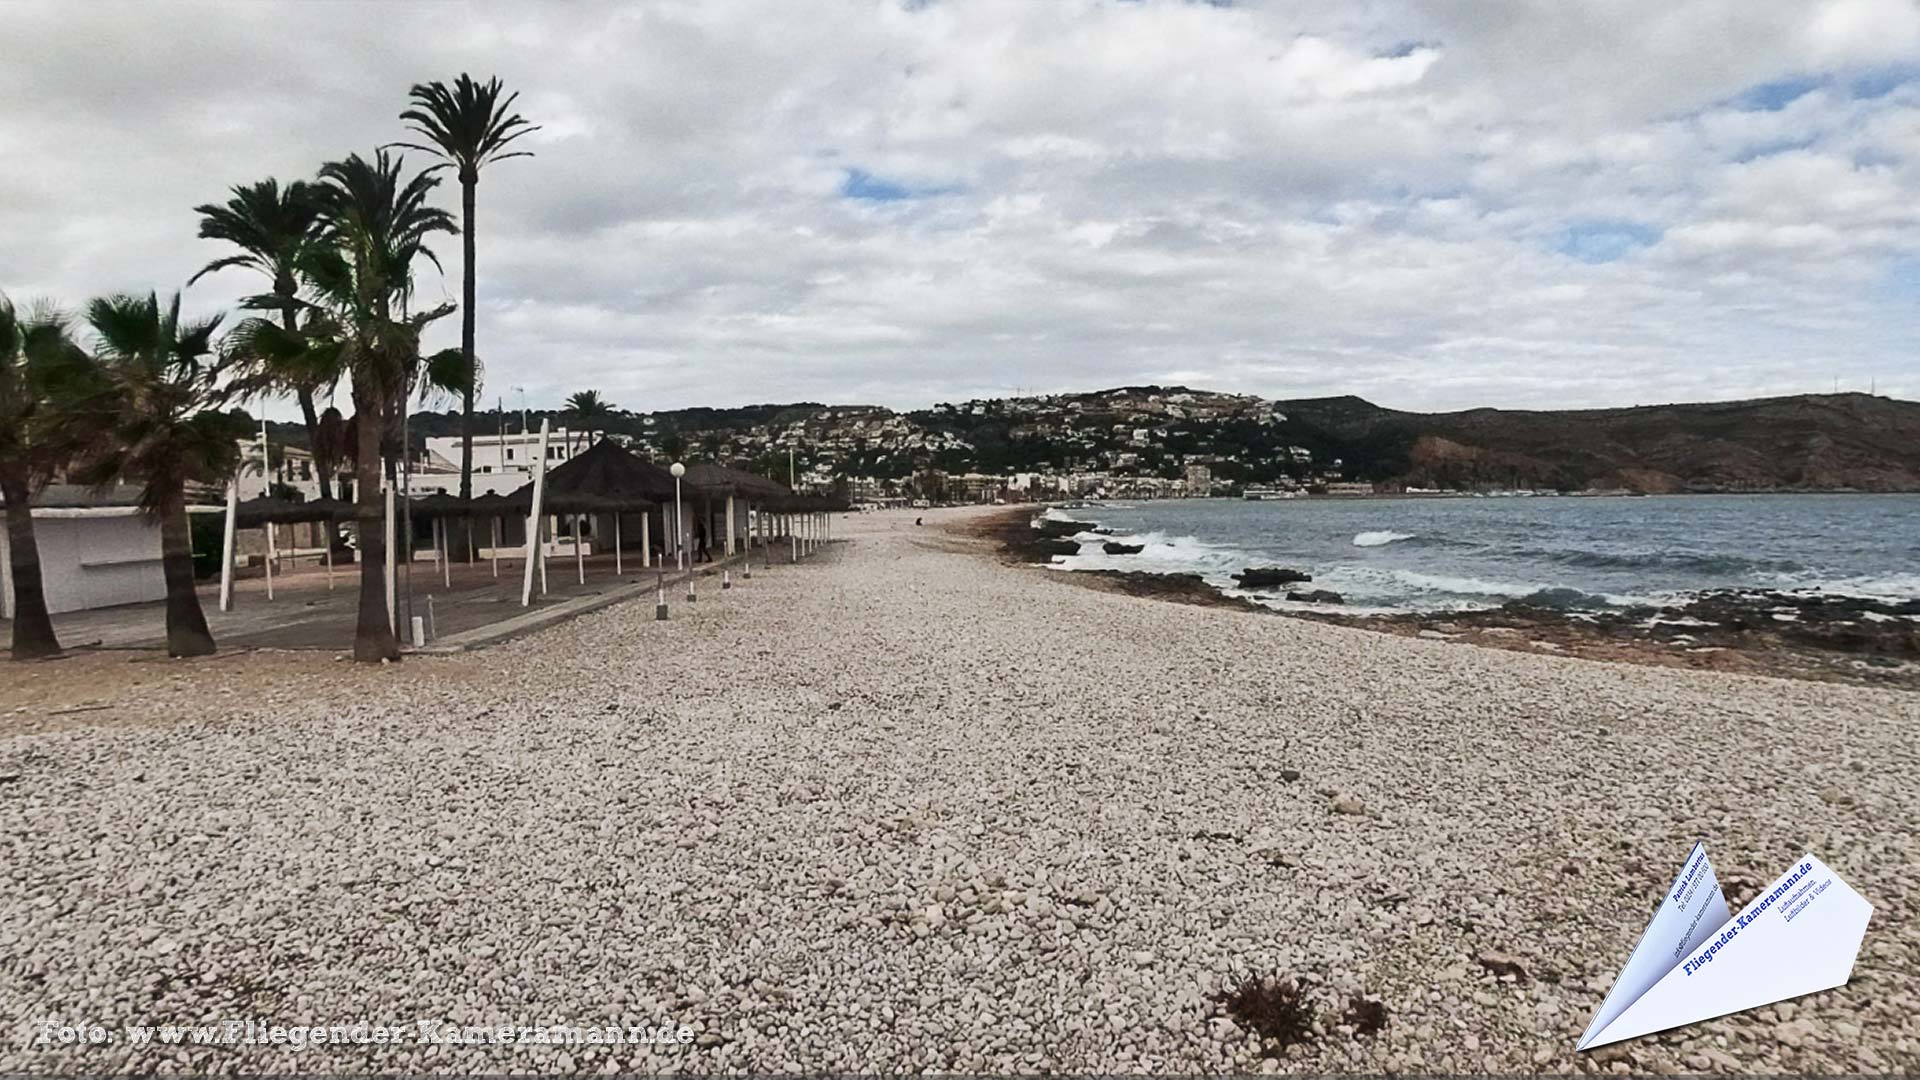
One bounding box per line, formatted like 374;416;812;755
410;615;427;647
655;576;669;621
686;574;697;603
743;557;751;580
722;569;732;590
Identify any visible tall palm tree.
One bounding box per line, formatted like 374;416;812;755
395;74;538;510
189;179;335;498
0;298;97;659
74;293;244;658
564;389;612;452
309;150;457;662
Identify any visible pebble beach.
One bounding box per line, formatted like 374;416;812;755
2;506;1916;1074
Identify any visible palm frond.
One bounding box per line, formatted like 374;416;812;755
398;74;541;174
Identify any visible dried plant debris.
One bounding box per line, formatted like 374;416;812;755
1342;994;1390;1036
1213;973;1392;1053
1213;974;1318;1052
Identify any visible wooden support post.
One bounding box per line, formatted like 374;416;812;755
521;420;551;607
219;481;237;611
384;484;397;634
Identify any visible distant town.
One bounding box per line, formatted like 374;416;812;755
257;385;1369;506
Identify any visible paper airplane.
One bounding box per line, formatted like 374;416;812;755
1578;844;1872;1050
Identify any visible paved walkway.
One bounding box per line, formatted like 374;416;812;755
3;543;788;653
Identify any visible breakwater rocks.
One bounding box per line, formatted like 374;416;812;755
1316;588;1920;689
1034;517;1095;540
1286;589;1345;605
1233;567;1312;589
1102;541;1146;555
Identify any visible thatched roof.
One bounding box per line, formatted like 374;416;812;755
505;439;670;512
234;496;354;527
683;462;791;500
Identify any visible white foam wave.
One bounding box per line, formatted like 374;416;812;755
1352;530;1416;547
1049;529;1255;583
1763;571;1920;601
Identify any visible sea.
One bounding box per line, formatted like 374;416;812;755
1041;494;1920;614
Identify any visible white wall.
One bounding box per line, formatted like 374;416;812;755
0;512;167;617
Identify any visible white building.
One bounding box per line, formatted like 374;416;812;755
423;429;594;478
0;486;175;616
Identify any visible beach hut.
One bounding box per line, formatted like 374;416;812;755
504;439;668;587
683;462;791;559
224;494;356;603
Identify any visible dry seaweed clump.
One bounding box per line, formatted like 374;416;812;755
1343;994;1390;1036
1212;975;1394;1054
1213;975;1318;1052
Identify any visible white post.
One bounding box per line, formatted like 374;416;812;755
573;513;584;584
614;514;623;576
258;420;274;598
520;419;551;607
219;481;237;611
324;524;334;591
674;476;685;570
490;516;500;578
641;512;651;569
725;495;736;558
440;518;450;588
384;484;397;634
540;516;550;595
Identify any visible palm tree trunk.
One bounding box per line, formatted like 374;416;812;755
453;177;479;561
458;179;477;496
353;392;400;662
158;494;215;657
3;474;62;659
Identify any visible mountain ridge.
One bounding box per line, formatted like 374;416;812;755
272;387;1920;494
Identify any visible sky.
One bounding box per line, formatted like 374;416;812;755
3;0;1919;418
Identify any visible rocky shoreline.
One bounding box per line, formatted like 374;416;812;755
978;508;1920;690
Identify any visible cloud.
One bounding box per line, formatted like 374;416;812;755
1;0;1917;417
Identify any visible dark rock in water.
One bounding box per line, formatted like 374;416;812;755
1234;566;1312;589
1287;589;1344;604
1091;526;1115;535
1034;517;1094;539
1102;541;1145;555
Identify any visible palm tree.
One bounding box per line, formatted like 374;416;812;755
189;179;335;498
395;74;538;510
564;389;613;451
309;150;457;661
75;293;244;658
0;298;96;659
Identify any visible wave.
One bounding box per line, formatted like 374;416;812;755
1527;547;1802;575
1352;530;1417;547
1762;570;1920;601
1048;528;1257;580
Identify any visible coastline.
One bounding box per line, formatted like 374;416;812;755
2;506;1917;1074
972;505;1920;690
